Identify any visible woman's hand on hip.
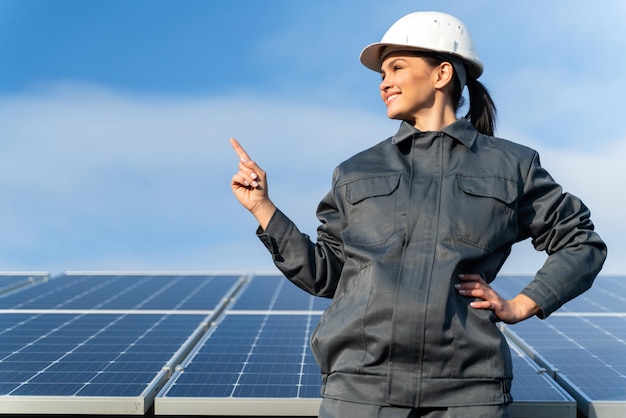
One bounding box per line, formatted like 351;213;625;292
455;274;541;324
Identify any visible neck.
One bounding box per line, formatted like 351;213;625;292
410;96;457;131
411;108;457;132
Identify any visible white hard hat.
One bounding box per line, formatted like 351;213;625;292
360;11;483;79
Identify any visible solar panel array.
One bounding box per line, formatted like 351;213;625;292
0;272;623;417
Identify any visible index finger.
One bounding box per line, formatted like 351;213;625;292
230;138;251;162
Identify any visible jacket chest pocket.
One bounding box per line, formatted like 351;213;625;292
342;173;402;246
454;175;519;252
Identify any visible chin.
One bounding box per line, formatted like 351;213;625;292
387;112;410;123
387;110;403;120
387;106;408;120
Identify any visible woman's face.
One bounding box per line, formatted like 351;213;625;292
379;52;439;124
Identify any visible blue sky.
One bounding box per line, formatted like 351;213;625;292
1;0;624;276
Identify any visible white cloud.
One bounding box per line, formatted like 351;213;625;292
0;83;394;273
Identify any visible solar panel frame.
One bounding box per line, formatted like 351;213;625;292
0;272;49;296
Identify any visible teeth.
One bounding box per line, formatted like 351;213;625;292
387;94;399;103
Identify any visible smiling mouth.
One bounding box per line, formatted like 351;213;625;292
386;94;399;104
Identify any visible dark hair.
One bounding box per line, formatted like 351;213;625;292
418;52;497;136
464;77;497;137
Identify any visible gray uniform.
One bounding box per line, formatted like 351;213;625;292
257;118;606;408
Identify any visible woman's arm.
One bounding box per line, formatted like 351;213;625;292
230;138;344;298
455;152;607;322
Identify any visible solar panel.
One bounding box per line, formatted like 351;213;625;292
0;272;245;415
0;272;241;311
156;275;328;415
156;312;323;416
0;312;208;414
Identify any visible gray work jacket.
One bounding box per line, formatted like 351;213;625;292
257;118;607;408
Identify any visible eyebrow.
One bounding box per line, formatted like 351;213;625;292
381;57;408;72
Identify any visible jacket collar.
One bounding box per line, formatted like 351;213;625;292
391;118;478;149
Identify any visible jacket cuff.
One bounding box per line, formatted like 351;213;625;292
256;227;278;255
256;209;289;256
520;280;560;319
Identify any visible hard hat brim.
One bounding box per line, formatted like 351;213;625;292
360;42;405;72
359;42;483;78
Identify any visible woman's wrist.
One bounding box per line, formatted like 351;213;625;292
251;199;277;230
510;294;541;322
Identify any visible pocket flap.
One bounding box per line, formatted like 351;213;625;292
456;175;518;204
346;173;401;204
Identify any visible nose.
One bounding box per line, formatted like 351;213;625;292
380;75;392;94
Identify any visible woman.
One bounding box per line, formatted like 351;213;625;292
230;11;606;418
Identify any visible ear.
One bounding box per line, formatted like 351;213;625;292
434;61;455;90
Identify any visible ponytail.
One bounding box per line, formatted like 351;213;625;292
464;78;497;137
419;52;498;136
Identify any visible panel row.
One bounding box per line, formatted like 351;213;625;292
0;273;624;417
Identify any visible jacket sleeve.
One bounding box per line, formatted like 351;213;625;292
256;169;345;298
517;152;607;318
